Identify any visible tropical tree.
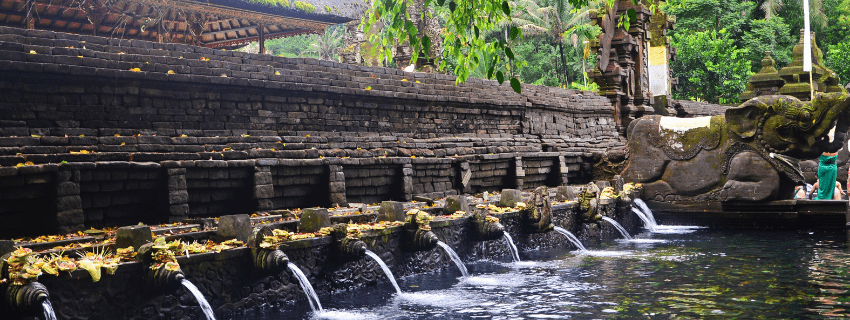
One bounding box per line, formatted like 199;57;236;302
308;25;344;60
504;0;599;84
670;29;753;103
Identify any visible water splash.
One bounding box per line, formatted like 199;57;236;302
632;199;658;231
631;208;656;231
601;217;633;240
436;241;469;277
181;279;217;320
365;250;402;295
288;262;324;312
42;300;57;320
553;226;587;252
502;232;521;262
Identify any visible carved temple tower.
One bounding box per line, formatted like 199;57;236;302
588;0;676;135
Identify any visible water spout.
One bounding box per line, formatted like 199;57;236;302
633;199;658;227
436;241;469;277
364;250;402;295
42;300;56;320
553;226;587;252
601;217;632;240
287;262;323;313
503;232;521;262
180;279;216;320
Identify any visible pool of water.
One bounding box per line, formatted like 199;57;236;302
249;228;850;319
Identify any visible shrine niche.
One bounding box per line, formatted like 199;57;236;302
0;0;365;49
588;0;674;135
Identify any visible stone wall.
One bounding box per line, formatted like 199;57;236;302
17;199;640;320
0;26;626;236
671;99;731;117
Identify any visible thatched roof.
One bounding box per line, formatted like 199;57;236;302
0;0;367;48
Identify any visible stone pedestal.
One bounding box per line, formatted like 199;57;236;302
299;208;330;233
377;201;405;222
445;195;468;214
499;189;523;207
115;225;152;249
216;214;252;242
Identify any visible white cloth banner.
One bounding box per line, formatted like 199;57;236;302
803;0;812;72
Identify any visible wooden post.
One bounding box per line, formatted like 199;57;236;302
25;3;34;29
258;24;266;54
157;20;163;43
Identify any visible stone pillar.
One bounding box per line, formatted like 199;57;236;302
401;163;413;201
55;169;83;234
514;156;525;189
459;161;472;194
558;156;569;185
254;166;274;212
167;168;189;222
328;164;347;207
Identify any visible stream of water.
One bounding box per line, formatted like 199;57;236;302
366;250;402;295
502;232;520;262
436;241;469;277
288;262;323;312
602;216;633;240
252;228;850;320
181;279;217;320
553;226;587;252
42;300;57;320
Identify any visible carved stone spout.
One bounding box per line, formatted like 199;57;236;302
249;226;289;273
521;186;555;233
402;209;439;251
469;210;505;241
137;243;185;291
331;224;367;261
4;281;49;315
577;183;603;223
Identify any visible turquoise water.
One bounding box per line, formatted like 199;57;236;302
251;228;850;319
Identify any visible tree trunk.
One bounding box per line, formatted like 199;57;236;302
557;41;569;85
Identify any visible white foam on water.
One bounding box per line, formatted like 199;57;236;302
312;310;381;320
651;225;703;234
462;274;527;287
577;250;633;257
397;291;483;308
626;239;668;244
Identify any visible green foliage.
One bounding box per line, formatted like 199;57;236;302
363;0;605;93
295;1;316;13
740;17;795;70
670;29;753;103
262;25;344;61
249;0;290;7
663;0;755;39
569;72;599;91
825;42;850;86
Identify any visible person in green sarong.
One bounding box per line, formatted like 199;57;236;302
809;151;841;200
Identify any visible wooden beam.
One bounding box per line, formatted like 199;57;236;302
202;24;257;37
258;23;265;54
202;29;315;48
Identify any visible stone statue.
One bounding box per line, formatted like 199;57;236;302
622;93;850;202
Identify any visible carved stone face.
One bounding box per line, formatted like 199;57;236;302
726;93;850;159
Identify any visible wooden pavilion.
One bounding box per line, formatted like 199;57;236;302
0;0;365;51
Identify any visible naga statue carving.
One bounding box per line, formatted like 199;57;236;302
622;93;850;202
